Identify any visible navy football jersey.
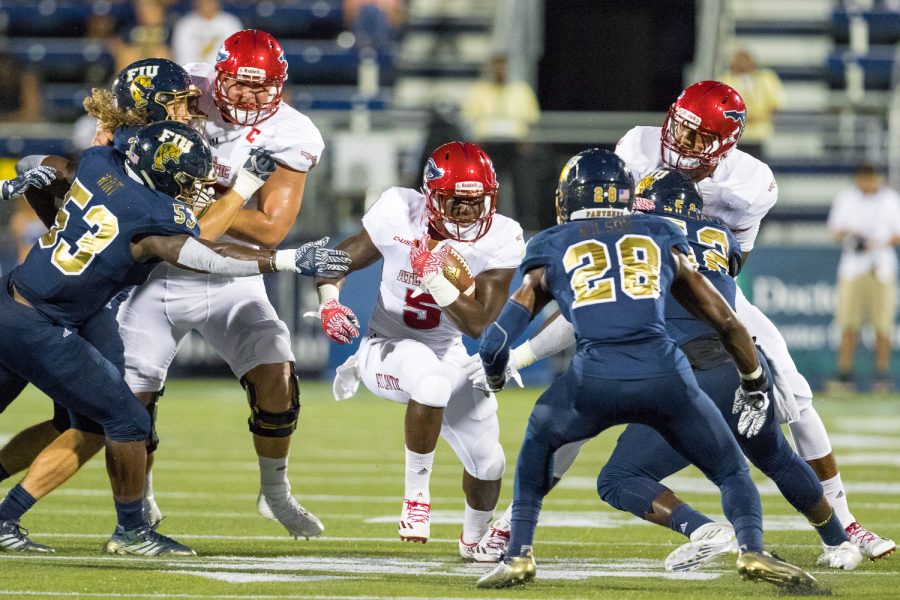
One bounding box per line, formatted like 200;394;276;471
521;213;691;378
11;146;199;328
660;213;741;346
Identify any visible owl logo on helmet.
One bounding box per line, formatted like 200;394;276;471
130;75;155;108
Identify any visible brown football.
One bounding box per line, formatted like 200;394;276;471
427;239;476;296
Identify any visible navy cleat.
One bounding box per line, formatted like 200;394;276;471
103;525;196;556
0;520;54;553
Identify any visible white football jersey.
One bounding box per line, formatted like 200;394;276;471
362;187;525;352
185;62;325;246
615;126;778;252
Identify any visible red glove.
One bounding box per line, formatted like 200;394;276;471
320;299;360;345
409;234;449;279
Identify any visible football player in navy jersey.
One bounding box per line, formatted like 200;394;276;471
595;169;862;572
474;149;816;592
0;121;348;555
0;57;276;497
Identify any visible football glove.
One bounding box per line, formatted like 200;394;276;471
0;165;57;201
317;298;360;345
232;148;278;200
462;352;523;392
732;369;770;438
409;234;449;279
292;237;351;279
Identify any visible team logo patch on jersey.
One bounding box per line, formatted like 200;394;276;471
424;158;444;181
723;110;746;127
130;75;155;108
153;143;183;172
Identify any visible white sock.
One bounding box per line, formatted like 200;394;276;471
821;473;856;527
462;501;494;544
259;455;291;503
404;447;434;501
144;471;155;499
497;502;513;529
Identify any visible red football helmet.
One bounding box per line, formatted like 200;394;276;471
214;29;288;126
422;142;498;242
660;80;746;173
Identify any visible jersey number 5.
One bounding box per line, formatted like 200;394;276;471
403;288;441;329
39;179;120;276
563;234;661;308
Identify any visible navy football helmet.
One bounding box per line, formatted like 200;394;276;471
634;168;704;218
555;148;634;223
126;121;216;214
112;58;204;127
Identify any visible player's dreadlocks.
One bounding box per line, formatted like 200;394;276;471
83;88;147;131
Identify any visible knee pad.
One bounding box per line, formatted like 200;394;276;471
466;439;506;481
51;402;71;433
145;388;163;454
788;405;833;461
242;363;301;438
412;373;453;409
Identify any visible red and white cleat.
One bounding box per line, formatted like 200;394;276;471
846;522;896;560
398;492;431;543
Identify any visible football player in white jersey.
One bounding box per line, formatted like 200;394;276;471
114;30;330;538
313;142;526;558
465;80;895;564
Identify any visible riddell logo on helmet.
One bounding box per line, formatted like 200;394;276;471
675;107;701;126
237;66;266;79
455;181;483;193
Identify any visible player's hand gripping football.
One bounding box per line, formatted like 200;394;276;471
0;165;57;202
232;148;278;200
291;237;351;279
462;352;523;392
409;234;449;298
317;299;360;345
732;369;771;438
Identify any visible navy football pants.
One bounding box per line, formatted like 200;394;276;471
0;285;149;442
508;358;764;556
597;352;823;536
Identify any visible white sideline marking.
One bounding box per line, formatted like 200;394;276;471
174;571;344;584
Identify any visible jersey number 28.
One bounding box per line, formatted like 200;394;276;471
563;234;661;308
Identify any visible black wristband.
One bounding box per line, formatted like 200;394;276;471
741;370;768;393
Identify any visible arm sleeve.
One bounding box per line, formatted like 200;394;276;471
175;237;262;276
517;314;576;366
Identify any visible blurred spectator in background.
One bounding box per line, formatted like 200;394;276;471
8;197;45;263
827;163;900;393
0;52;42;123
172;0;242;65
461;53;540;227
109;0;172;72
719;48;784;159
345;0;403;53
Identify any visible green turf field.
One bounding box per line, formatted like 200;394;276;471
0;380;897;599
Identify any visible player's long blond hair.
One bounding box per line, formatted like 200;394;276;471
82;88;147;131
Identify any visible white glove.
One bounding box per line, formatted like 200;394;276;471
732;375;770;438
231;148;277;200
462;351;523;392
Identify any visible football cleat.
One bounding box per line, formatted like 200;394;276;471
398;492;431;543
0;520;54;553
664;521;738;571
142;493;164;529
257;492;324;540
816;540;863;570
736;551;818;591
103;525;196;556
469;518;511;563
846;522;896;560
476;546;536;589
